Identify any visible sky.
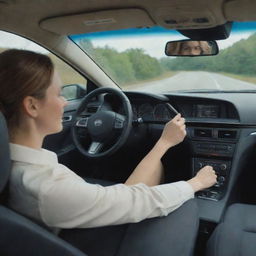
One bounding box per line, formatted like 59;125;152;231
0;31;49;53
0;28;253;59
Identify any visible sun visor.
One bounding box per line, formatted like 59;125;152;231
40;8;155;35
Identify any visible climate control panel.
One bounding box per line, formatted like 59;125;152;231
193;158;231;201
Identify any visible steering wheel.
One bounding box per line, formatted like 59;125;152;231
71;87;133;158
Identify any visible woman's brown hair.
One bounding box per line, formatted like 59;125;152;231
0;49;54;129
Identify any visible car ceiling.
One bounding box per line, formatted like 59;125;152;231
0;0;255;36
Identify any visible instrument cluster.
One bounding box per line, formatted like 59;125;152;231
128;102;172;122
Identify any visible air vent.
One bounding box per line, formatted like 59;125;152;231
194;128;212;138
218;130;237;139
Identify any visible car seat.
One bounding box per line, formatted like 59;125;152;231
206;203;256;256
0;111;87;256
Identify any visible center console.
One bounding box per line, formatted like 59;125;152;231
188;127;238;201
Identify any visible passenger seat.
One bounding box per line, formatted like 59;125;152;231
207;203;256;256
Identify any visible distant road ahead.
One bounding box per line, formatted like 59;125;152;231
133;71;256;93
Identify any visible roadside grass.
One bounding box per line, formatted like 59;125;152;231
221;73;256;85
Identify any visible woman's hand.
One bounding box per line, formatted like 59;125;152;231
126;114;186;187
158;113;186;150
187;166;217;192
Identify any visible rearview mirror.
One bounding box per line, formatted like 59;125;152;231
165;39;219;57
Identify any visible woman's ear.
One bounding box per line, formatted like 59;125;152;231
22;96;40;118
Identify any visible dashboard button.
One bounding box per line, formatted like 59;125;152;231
220;164;227;171
218;176;226;183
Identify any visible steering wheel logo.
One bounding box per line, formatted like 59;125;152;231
94;119;103;127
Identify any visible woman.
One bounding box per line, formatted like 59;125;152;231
0;49;216;255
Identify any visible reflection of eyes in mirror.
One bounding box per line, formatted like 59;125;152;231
165;40;218;56
181;42;202;55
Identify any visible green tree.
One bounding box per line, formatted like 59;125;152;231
125;49;163;80
95;46;136;84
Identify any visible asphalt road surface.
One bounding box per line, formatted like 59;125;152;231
133;71;256;93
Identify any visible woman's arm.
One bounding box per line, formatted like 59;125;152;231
125;113;186;186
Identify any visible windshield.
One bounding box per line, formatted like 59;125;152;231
69;22;256;93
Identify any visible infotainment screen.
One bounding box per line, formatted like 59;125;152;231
196;104;220;118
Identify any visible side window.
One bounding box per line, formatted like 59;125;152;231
48;54;87;100
0;31;87;100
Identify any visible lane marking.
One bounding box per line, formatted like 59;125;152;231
208;73;221;90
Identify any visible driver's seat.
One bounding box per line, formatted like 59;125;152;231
0;111;87;256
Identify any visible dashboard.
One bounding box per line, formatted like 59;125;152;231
60;89;256;223
119;91;256;223
116;91;240;124
125;101;235;122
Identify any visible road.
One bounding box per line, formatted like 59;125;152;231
132;71;256;93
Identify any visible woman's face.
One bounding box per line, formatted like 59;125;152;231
36;70;68;136
180;41;202;55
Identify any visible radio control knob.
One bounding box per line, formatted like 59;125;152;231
220;164;227;171
218;176;226;183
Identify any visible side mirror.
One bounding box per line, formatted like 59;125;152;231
165;39;219;57
61;84;87;101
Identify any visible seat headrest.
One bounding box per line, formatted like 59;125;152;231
0;112;11;193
